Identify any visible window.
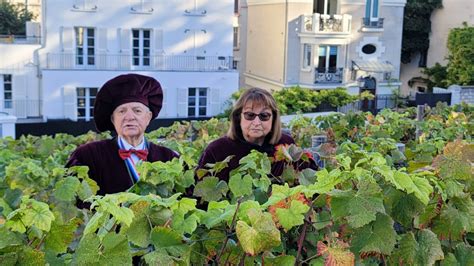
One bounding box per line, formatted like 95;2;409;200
364;0;379;25
188;87;207;117
313;0;337;15
317;45;337;73
303;44;312;68
233;27;239;49
234;0;239;14
75;27;95;66
2;74;12;109
232;60;238;70
132;29;151;67
362;44;376;54
130;0;153;13
77;87;98;121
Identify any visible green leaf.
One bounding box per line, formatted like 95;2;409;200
307;169;343;195
0;252;18;265
275;200;309;231
229;173;253;197
235;208;281;256
391;230;444;266
193;176;228;202
264;255;296;265
237;200;262;224
18;246;46;266
199;204;236;229
150;226;188;257
74;232;132;266
171;208;199;235
143;250;176;266
54;176;81;202
298;168;317;186
453;242;474;266
351;213;396;256
77;176;99;200
432;202;474;241
94;196;135;227
44;218;80;254
330;181;385;228
122;201;152;248
384;187;425;228
17;198;55;232
0;225;24;249
83;211;107;236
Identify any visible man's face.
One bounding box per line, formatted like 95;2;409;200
111;102;152;141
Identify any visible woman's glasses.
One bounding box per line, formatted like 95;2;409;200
242;112;272;121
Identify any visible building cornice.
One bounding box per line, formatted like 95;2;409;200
247;0;312;6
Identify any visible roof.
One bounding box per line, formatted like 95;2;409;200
352;60;394;73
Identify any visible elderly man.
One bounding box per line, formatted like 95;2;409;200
66;74;178;195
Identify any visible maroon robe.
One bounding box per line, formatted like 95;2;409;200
197;133;317;181
66;139;178;195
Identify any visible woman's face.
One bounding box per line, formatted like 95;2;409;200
240;102;273;145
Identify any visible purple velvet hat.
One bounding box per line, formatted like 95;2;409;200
93;74;163;132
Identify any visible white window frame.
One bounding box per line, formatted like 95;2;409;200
365;0;379;22
233;26;239;50
188;87;208;117
1;74;13;109
75;27;95;66
132;29;151;67
303;44;312;69
77;87;98;121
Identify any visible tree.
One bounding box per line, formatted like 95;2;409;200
0;1;35;35
401;0;443;64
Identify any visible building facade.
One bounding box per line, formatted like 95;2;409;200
0;0;238;127
234;0;406;97
399;1;474;95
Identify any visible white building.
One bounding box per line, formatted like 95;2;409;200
234;0;406;100
0;0;238;127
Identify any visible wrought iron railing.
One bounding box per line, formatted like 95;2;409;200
301;13;352;34
361;18;384;28
314;67;343;83
43;53;234;72
0;35;41;44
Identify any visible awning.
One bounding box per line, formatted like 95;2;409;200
352;60;394;73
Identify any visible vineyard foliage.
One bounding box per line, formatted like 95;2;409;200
0;103;473;265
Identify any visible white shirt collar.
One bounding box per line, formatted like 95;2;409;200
118;136;146;150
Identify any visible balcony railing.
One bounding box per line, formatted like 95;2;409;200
0;35;41;44
43;54;234;71
1;99;42;118
361;18;384;29
300;13;352;34
315;67;343;84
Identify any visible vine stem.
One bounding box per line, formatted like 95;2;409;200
295;207;313;265
216;197;243;264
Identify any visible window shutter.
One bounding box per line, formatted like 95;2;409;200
12;75;27;118
158;87;168;118
97;28;108;68
177;88;188;117
153;29;164;69
63;86;77;121
60;26;74;68
209;88;221;116
119;28;131;68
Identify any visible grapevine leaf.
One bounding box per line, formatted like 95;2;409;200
171;197;197;213
432;141;474;180
83;211;106;235
432;203;474;241
74;232;132;265
21;198;55;232
263;255;296;265
44;218;80;254
453;243;474;266
384;187;425;228
317;240;355;266
0;253;18;265
94;196;135;227
199;204;236;229
0;198;13;217
275;200;309;231
143;250;175;266
298;168;317;186
351;213;396;256
330;181;385;228
193;176;229;202
0;225;24;249
77;176;99;200
237;200;262;224
18;246;46;266
122;201;152;248
171;208;199;235
307;169;343;195
150;226;188;257
54;176;81;202
391;230;444;266
235;209;281;256
229;173;253;197
253;175;271;192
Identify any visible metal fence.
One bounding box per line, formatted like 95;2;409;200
0;35;41;44
337;94;397;114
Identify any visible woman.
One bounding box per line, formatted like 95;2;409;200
66;74;178;195
197;87;316;181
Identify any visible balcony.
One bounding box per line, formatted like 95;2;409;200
315;67;343;84
361;18;384;29
300;13;352;34
0;35;41;44
42;54;234;72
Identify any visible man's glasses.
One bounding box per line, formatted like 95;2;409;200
242;112;272;121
